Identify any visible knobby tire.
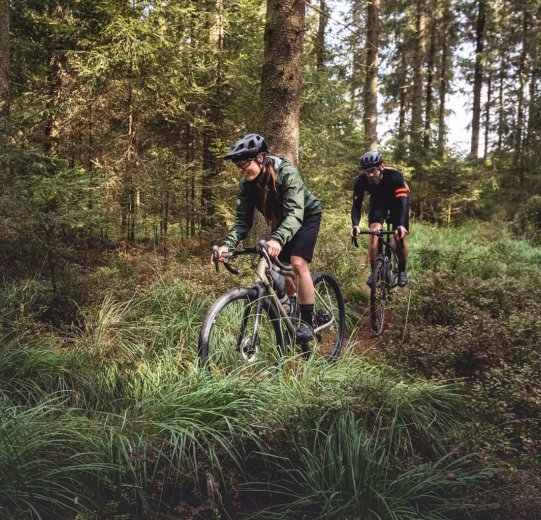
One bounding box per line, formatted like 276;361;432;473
311;272;346;362
370;260;386;334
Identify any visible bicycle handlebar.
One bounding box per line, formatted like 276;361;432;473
358;230;396;236
211;241;294;276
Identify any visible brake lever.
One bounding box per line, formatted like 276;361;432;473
211;245;240;275
211;245;220;272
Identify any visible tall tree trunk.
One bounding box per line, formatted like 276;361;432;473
395;48;409;162
348;0;363;113
44;2;66;157
411;0;426;173
260;0;305;164
315;0;327;69
363;0;379;151
470;0;486;158
125;79;136;242
0;0;8;183
483;75;492;158
526;33;539;165
516;9;528;180
423;15;437;151
437;6;452;157
0;0;9;119
201;0;224;230
497;58;505;153
184;121;197;238
257;0;305;242
45;53;63;155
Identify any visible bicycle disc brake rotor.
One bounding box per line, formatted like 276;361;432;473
239;335;259;362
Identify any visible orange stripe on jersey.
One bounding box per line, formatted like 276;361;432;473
395;193;408;198
395;188;408;193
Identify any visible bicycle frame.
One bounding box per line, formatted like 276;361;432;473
200;241;346;367
354;215;400;288
214;241;337;340
254;255;296;335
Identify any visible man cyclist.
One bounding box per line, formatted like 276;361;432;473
214;133;322;343
350;150;410;287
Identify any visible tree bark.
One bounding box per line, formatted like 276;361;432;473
394;48;409;162
525;30;539;163
483;75;492;158
259;0;305;165
0;0;9;119
348;0;363;113
423;15;437;151
201;0;224;229
364;0;379;151
470;0;486;158
516;8;528;180
257;0;305;242
497;58;505;152
437;4;452;157
411;0;426;165
315;0;327;69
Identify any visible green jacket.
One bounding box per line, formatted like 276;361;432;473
222;157;322;249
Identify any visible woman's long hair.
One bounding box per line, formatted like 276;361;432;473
260;156;282;229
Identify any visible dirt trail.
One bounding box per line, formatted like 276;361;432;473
344;283;405;357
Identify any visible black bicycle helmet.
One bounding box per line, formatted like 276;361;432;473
224;133;269;161
359;150;383;170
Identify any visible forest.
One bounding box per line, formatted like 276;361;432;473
0;0;540;518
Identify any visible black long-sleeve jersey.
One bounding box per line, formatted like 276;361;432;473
351;167;410;229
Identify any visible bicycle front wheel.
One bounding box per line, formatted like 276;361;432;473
370;259;387;334
311;272;346;362
198;287;284;374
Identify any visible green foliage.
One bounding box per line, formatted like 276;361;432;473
0;243;491;518
512;194;541;245
381;224;541;463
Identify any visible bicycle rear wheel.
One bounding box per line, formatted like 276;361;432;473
370;259;387;334
198;287;284;374
310;272;346;362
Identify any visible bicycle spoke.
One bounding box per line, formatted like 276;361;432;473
310;272;345;362
199;289;283;375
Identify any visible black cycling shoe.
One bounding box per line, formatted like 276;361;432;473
296;322;314;343
366;274;374;286
398;271;408;287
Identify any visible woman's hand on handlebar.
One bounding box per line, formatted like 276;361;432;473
350;226;360;240
211;245;229;264
265;239;282;258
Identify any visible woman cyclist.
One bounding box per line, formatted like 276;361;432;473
214;133;322;343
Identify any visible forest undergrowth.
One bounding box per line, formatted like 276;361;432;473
0;211;539;519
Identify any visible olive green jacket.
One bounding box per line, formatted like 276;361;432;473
222;157;322;250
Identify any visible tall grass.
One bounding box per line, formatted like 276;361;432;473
246;411;485;520
0;225;498;518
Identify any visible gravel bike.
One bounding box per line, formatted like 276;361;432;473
353;213;401;334
198;241;345;373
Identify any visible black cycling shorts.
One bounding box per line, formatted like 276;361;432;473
278;211;321;264
368;201;409;232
